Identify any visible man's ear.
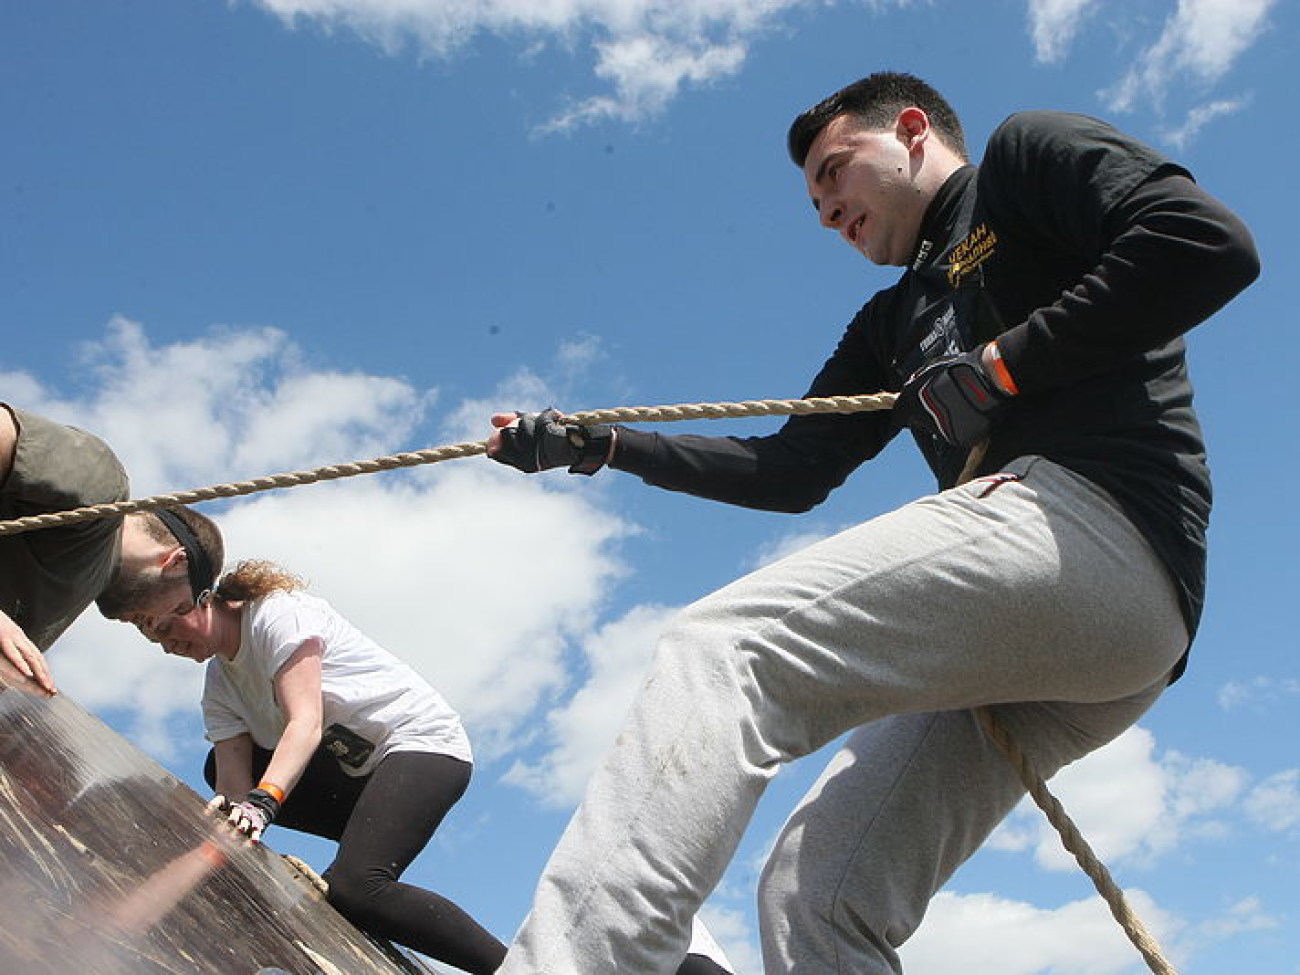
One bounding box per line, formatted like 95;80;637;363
159;545;188;577
896;106;930;152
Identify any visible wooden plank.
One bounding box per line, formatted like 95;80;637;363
0;656;442;975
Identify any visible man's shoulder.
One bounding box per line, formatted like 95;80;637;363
4;407;129;510
985;109;1118;152
981;108;1177;212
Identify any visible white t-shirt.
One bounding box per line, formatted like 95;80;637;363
202;591;471;774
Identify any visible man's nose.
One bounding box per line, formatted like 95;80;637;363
819;201;843;230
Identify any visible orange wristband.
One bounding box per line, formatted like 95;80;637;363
256;780;286;804
987;342;1019;396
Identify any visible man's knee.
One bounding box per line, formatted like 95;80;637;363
758;818;836;963
652;603;742;690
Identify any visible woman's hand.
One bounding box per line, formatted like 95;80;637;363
225;788;281;843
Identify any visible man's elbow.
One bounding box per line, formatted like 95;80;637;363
747;478;838;514
1228;233;1262;293
1215;212;1262;296
784;487;833;513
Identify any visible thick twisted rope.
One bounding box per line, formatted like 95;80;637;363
0;394;895;537
0;389;1174;972
976;707;1176;974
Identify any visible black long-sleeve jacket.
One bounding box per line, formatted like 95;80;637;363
609;111;1260;655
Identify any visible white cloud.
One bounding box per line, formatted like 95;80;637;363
1028;0;1096;63
36;319;634;765
1159;96;1247;149
1217;674;1300;711
989;726;1248;870
901;887;1184;975
52;610;207;760
1187;895;1281;941
253;0;811;128
1023;2;1276;145
557;334;605;375
902;887;1286;974
746;521;840;572
5;315;433;497
1102;0;1276;115
502;601;678;805
697;903;761;975
540;33;747;131
247;0;1281;142
712;717;1290;971
1241;769;1300;833
212;464;632;759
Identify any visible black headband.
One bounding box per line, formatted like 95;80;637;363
153;508;215;603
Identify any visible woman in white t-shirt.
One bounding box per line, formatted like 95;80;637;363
140;559;505;974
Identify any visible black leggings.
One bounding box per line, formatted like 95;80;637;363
678;954;731;974
204;748;730;974
206;746;505;974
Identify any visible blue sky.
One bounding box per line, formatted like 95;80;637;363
2;1;1295;972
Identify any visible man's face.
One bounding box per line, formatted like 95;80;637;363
95;564;193;627
802;113;929;267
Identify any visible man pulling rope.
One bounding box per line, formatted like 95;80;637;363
484;71;1258;975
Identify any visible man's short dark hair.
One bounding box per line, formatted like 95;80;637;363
787;71;968;168
141;505;225;594
95;505;225;618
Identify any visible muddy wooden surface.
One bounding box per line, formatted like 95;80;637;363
0;656;442;975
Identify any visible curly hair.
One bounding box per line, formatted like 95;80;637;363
213;559;306;602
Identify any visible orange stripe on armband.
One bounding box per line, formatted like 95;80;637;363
256;780;286;804
988;342;1020;396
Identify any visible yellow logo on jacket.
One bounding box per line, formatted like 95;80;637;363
947;222;997;287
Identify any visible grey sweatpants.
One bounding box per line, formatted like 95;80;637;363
499;457;1189;975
